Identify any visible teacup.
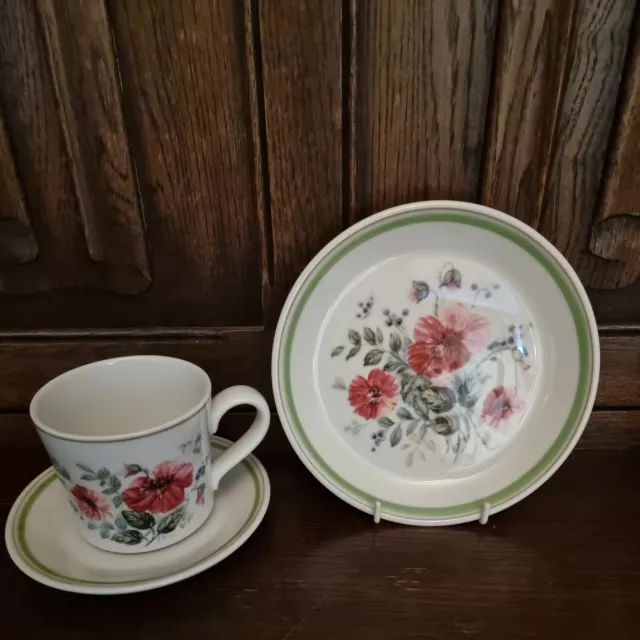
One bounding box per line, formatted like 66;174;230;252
30;356;269;553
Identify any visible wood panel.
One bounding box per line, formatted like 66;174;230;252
353;0;498;220
36;0;150;294
258;0;343;319
481;0;574;227
587;12;640;290
0;0;264;329
0;110;37;264
105;0;263;326
0;332;635;412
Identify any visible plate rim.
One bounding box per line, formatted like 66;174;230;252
4;436;270;594
272;200;600;525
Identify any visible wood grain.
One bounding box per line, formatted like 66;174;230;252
0;109;37;263
353;0;498;219
106;0;263;325
481;0;574;227
538;0;634;277
587;12;640;290
258;0;343;318
2;412;640;638
36;0;150;294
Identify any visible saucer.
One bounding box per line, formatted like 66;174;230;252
5;436;270;594
273;201;599;525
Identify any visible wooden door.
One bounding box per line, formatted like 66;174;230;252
0;0;639;413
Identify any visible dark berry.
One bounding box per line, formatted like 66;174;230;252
402;309;409;316
508;337;514;345
358;302;363;307
386;319;392;327
382;308;389;315
508;324;515;332
471;283;478;291
485;292;492;299
378;430;383;437
494;284;500;289
356;314;361;318
395;318;402;325
371;448;376;452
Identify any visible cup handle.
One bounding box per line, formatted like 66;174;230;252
209;385;270;490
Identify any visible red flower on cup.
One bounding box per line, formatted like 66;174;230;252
122;461;194;514
481;386;525;428
71;485;112;521
407;302;490;379
348;369;398;420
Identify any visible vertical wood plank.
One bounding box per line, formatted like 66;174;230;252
258;0;343;318
0;109;37;263
538;0;635;268
586;12;640;290
108;0;263;324
481;0;575;227
36;0;151;293
353;0;498;219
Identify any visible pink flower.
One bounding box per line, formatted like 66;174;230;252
122;461;194;514
481;386;525;428
71;485;112;521
348;369;398;420
407;302;490;379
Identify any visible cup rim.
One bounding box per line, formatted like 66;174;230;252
30;355;212;443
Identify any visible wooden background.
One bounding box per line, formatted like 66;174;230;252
0;0;639;414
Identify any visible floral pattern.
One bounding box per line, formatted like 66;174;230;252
51;436;209;547
331;263;532;467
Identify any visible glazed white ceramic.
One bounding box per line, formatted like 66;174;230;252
30;356;269;552
272;201;599;525
5;437;270;594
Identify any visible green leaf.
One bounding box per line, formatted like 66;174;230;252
376;327;383;344
346;345;361;360
402;336;413;351
405;419;420;436
363;349;384;366
80;473;98;482
195;465;206;481
331;346;345;357
76;463;95;474
383;361;398;373
87;522;98;530
113;495;123;509
363;327;376;346
396;407;413;421
422;386;456;413
111;530;143;545
389;332;402;353
123;464;144;477
108;475;122;491
405;451;414;467
97;468;110;481
390;425;403;447
377;417;394;428
157;507;185;534
100;528;110;539
101;521;115;530
122;510;155;530
115;515;128;531
418;422;428;440
102;488;116;496
348;330;361;345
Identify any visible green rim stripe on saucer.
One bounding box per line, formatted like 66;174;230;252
281;209;594;518
13;441;264;587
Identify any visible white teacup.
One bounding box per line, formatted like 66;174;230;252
30;356;269;553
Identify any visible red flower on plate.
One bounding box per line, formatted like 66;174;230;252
407;302;490;379
481;386;525;428
71;485;112;521
348;369;398;420
122;461;194;514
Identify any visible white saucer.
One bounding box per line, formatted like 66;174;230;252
5;436;270;594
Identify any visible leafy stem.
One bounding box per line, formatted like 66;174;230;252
474;345;510;371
